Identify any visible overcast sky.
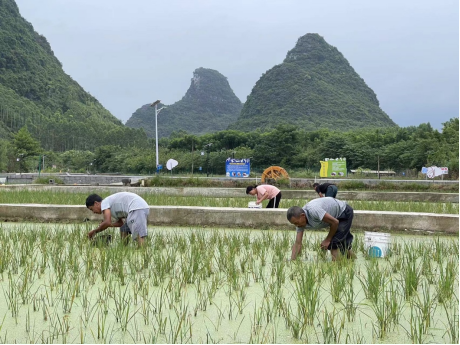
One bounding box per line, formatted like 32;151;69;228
15;0;459;130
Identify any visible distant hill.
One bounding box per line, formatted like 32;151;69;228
229;33;396;132
0;0;147;150
126;68;243;138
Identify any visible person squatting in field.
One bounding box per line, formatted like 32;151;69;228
86;192;150;246
287;197;355;261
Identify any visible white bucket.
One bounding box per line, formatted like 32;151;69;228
364;231;391;258
248;201;262;209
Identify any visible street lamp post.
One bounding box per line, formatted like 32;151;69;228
150;100;167;173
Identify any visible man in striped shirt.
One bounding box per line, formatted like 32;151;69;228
286;197;354;261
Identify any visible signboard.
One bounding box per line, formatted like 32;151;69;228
319;158;347;177
422;166;448;178
226;158;250;178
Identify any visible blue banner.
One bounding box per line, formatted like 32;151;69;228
226;158;250;178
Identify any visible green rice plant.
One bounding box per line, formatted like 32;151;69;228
370;292;391;338
402;301;425;343
340;264;358;322
358;259;385;304
433;237;446;265
437;258;456;303
316;307;345;344
420;252;436;284
167;304;191;344
412;279;437;333
261;296;276;324
387;277;404;327
291;262;320;326
441;294;459;344
284;305;305;340
111;282;131;323
329;264;347;303
156;314;168;336
61;275;79;314
401;251;421;299
0;240;11;276
81;291;98;323
2;272;20;319
17;264;34;305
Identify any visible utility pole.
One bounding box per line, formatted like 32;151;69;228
150;100;167;173
191;139;194;175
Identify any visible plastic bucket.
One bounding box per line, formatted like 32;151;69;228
364;231;391;258
248;201;262;209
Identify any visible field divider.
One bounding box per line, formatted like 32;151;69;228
0;204;457;234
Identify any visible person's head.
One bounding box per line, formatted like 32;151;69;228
86;194;103;214
246;186;257;196
287;206;307;227
312;183;320;192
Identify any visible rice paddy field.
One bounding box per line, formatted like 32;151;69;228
0;190;458;214
0;223;458;344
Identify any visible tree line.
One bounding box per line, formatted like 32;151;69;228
0;118;457;179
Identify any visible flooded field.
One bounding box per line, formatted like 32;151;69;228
0;223;458;343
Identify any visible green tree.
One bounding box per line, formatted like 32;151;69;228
12;126;41;172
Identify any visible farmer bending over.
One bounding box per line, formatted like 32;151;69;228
246;184;282;208
86;192;150;246
312;182;338;198
287;197;354;261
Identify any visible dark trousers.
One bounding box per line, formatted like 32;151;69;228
266;192;282;208
327;204;353;253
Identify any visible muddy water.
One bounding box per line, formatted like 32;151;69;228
0;223;457;344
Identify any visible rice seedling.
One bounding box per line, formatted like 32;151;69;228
291;262;320;326
402;301;425;343
358;258;386;304
435;258;457;304
316;307;345;344
340;264;359;322
411;279;436;334
441;293;459;344
329;264;347;303
0;222;456;344
400;251;421;299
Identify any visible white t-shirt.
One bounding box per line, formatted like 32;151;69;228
101;192;149;220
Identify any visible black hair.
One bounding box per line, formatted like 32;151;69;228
86;194;103;207
286;206;305;221
246;186;256;194
312;183;320;193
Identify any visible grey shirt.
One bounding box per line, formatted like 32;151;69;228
101;192;149;220
296;197;347;232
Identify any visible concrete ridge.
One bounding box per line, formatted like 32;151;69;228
0;204;457;234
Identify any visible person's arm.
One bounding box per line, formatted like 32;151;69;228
291;231;304;260
88;209;112;239
320;212;339;249
111;219;124;228
256;191;270;204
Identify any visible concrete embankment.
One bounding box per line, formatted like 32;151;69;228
0;185;458;203
0;204;457;234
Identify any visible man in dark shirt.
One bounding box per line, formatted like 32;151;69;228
312;183;338;198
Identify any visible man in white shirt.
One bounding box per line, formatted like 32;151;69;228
86;192;150;246
286;197;354;261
